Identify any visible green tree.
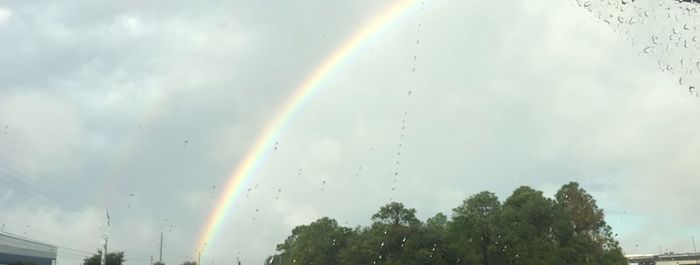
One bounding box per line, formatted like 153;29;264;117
371;202;422;227
340;202;441;265
426;213;448;230
555;182;626;265
424;213;451;265
82;251;125;265
448;191;501;265
153;262;165;265
265;183;626;265
499;186;561;265
181;262;196;265
274;217;352;265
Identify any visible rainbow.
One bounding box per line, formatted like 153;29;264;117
195;0;416;254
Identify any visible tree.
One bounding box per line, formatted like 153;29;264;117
371;202;421;227
339;202;450;265
555;182;626;265
82;251;125;265
426;213;448;230
274;217;352;265
265;184;626;265
448;191;501;265
181;262;196;265
153;262;165;265
498;186;561;265
424;213;450;265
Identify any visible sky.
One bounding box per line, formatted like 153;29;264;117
0;0;699;264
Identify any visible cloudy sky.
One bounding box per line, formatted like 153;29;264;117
1;0;699;264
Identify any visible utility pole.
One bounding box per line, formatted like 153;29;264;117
159;232;163;263
101;209;110;265
693;236;697;262
197;251;201;265
150;255;153;265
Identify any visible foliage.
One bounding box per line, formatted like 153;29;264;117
273;217;352;265
265;183;627;265
181;261;197;265
82;251;125;265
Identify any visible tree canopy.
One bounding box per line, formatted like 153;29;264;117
82;251;125;265
264;182;627;265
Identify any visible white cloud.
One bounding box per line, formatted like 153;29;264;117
0;8;11;26
0;92;86;178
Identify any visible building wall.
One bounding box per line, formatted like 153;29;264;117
656;261;700;265
0;253;54;265
0;234;56;265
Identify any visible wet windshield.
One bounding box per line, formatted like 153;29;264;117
0;0;699;265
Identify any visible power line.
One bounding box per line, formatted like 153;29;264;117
0;231;96;256
0;217;98;251
0;166;103;226
0;160;104;219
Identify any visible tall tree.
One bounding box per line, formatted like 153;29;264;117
448;191;501;265
424;213;451;265
499;186;561;265
340;202;450;265
555;182;626;265
274;217;352;265
366;202;425;265
371;202;421;227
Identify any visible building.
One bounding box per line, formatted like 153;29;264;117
0;233;57;265
627;253;700;265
